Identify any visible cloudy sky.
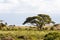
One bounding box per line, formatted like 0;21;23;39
0;0;60;25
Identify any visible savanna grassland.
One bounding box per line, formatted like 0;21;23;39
0;26;60;40
0;14;60;40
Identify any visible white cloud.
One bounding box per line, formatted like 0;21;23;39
0;0;60;24
0;0;19;13
0;0;60;14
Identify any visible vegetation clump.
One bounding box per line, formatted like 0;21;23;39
23;14;55;30
44;32;60;40
0;14;60;40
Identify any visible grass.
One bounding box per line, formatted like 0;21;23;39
0;26;60;40
0;30;60;40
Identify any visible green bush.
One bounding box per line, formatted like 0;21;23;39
44;32;60;40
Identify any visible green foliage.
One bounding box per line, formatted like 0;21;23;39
23;14;54;30
0;30;47;40
0;29;60;40
44;32;60;40
0;23;6;30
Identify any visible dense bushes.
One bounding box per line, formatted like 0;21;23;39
44;32;60;40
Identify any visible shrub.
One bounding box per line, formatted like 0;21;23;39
50;27;54;30
1;27;7;31
44;32;60;40
44;27;49;30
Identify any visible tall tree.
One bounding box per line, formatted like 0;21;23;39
23;14;55;30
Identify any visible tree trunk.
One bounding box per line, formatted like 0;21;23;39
36;23;43;30
39;23;43;30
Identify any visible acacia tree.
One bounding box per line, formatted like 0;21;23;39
23;14;55;30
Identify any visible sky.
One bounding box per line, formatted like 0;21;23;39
0;0;60;25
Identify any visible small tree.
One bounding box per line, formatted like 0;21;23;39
0;23;6;29
0;20;7;29
23;14;54;30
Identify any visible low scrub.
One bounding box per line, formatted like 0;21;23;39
0;30;60;40
44;32;60;40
